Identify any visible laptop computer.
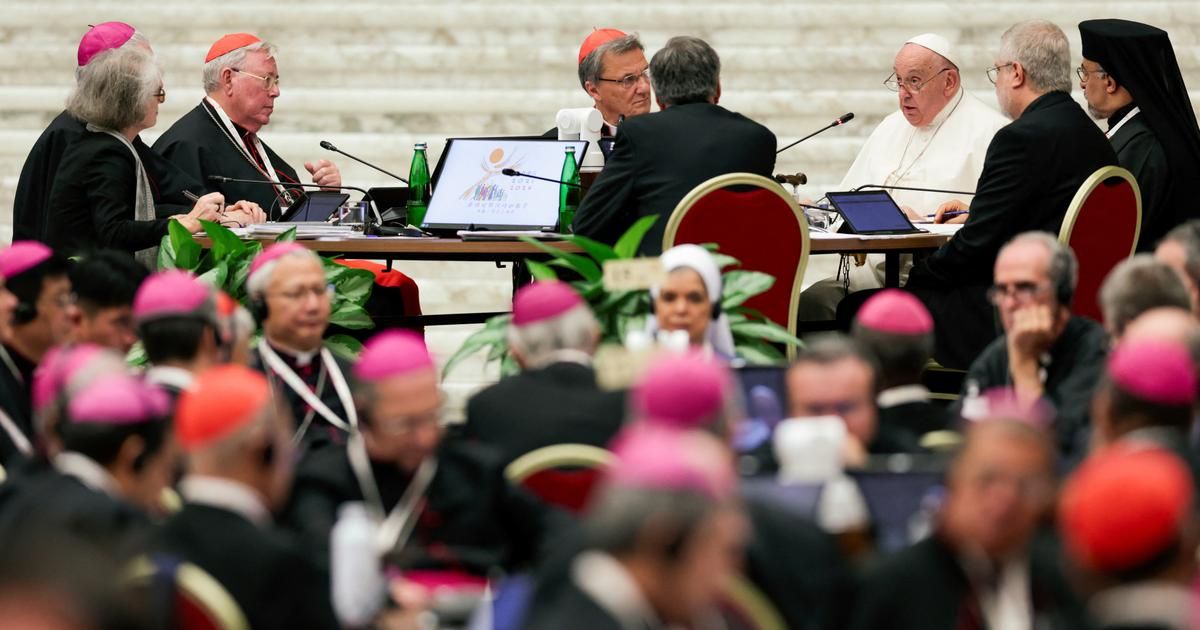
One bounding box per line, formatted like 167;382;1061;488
422;137;588;233
825;190;925;235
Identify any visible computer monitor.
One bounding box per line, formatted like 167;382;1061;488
422;137;588;232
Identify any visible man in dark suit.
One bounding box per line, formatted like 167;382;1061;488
898;20;1118;369
850;418;1088;630
459;281;625;466
159;365;338;630
283;331;564;578
573;36;776;255
153;33;341;218
852;289;946;441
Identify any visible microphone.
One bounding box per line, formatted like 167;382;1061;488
500;168;582;188
776;112;854;155
851;183;975;196
207;175;379;223
319;140;409;184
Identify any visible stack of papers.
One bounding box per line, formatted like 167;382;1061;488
457;230;568;241
247;223;358;239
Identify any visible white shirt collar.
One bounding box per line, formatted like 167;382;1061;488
876;384;931;409
179;475;273;528
145;365;196;391
262;338;320;367
572;551;664;630
54;451;121;497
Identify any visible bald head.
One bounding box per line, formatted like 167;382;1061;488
893;43;960;127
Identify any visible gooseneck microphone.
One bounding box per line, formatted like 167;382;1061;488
776;112;854;155
851;183;976;196
319;140;409;184
207;175;379;222
500;168;582;188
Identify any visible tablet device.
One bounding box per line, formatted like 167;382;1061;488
281;191;349;222
423;137;588;232
826;190;924;235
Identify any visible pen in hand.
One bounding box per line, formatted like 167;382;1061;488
926;210;969;221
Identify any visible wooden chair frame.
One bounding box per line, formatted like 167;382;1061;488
504;443;613;484
125;557;250;630
662;173;811;360
1058;165;1142;255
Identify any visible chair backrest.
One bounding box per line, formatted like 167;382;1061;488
125;557;250;630
504;444;613;514
717;574;788;630
1058;166;1142;322
662;173;810;358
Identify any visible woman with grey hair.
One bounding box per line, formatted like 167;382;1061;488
44;46;263;265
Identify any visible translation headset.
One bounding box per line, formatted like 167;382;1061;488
13;299;37;325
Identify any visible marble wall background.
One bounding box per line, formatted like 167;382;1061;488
1;1;1197;418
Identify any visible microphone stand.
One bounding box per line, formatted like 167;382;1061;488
320;141;409;184
500;169;582;188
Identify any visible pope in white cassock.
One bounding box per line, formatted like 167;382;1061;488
801;33;1008;320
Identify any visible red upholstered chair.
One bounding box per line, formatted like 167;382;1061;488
1058;166;1142;322
662;173;810;359
334;259;423;330
126;558;249;630
504;444;612;514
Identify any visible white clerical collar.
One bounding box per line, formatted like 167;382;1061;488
876;385;931;409
572;551;664;630
958;548;1033;630
179;475;273;528
145;365;196;392
264;338;320;367
1089;581;1191;629
528;349;593;369
54;451;120;497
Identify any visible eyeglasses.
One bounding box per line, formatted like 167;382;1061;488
270;283;334;302
154;87;166;103
986;62;1015;85
986;281;1051;305
884;68;951;93
596;67;650;90
1075;66;1108;83
232;68;281;91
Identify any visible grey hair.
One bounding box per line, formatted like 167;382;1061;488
202;40;277;93
850;324;933;388
74;30;150;82
578;33;644;91
1004;231;1079;305
998;20;1072;94
649;36;721;107
1161;220;1200;288
583;484;716;556
66;46;161;132
1100;255;1191;337
506;304;598;368
245;248;321;300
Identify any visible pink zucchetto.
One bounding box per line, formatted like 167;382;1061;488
607;425;735;500
0;241;52;280
133;270;213;324
633;351;732;429
354;330;434;382
32;344;127;416
77;22;136;67
512;281;585;326
1108;340;1197;406
250;242;310;278
856;289;933;335
66;374;169;426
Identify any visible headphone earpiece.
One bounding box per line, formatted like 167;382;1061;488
260;442;276;467
250;297;268;322
13;301;37;325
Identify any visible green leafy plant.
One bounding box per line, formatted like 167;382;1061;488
156;219;375;358
442;215;802;378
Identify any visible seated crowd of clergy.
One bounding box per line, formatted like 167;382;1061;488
2;13;1200;630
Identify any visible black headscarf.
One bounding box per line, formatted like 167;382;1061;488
1079;19;1200;225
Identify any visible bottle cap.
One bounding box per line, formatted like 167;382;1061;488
565;146;576;152
414;142;427;150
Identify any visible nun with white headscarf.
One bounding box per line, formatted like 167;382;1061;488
647;244;736;359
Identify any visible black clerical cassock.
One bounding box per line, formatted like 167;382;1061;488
153;99;304;219
1080;19;1200;251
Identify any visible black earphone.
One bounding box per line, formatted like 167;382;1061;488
250;296;269;322
12;300;37;325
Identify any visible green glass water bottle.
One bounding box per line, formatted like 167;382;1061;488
558;146;581;233
406;142;431;227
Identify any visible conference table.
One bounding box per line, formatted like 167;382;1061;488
207;230;952;326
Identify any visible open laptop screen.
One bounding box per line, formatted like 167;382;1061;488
826;190;922;234
423;138;587;231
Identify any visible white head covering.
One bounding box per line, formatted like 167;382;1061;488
648;244;736;358
905;33;958;68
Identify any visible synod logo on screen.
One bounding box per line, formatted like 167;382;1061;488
459;146;532;214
